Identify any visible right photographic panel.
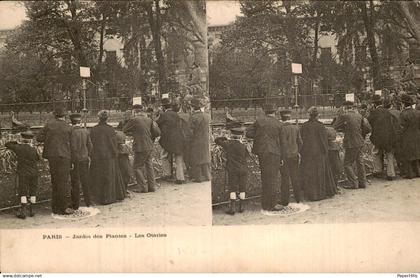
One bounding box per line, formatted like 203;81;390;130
208;0;420;225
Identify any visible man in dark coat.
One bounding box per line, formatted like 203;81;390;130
189;98;211;183
123;104;161;192
36;107;73;215
90;110;126;204
367;95;398;180
157;99;187;184
69;113;93;209
333;101;371;189
399;94;420;179
279;110;302;206
246;103;284;211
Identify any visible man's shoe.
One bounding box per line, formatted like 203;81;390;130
270;204;285;211
373;172;383;179
343;185;358;189
175;180;185;185
386;176;395;181
237;200;245;213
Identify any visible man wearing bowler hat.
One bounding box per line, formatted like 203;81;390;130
69;113;93;209
333;100;371;189
36;106;73;215
246;103;285;211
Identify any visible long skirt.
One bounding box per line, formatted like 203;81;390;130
300;154;337;201
90;158;126;205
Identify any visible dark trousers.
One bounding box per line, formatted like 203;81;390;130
133;151;156;192
191;163;211;182
258;153;281;210
344;147;366;188
70;160;91;209
18;174;38;196
280;156;301;206
402;160;420;178
48;157;71;214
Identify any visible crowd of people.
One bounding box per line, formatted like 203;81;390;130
215;93;420;215
5;97;211;218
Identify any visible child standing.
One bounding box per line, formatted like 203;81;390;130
215;127;249;215
5;131;40;219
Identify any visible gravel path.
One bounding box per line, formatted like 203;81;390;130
0;181;211;229
213;177;420;225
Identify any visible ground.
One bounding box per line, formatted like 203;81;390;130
213;177;420;225
0;180;211;229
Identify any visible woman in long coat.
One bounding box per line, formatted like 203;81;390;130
300;107;337;201
399;94;420;178
90;110;126;205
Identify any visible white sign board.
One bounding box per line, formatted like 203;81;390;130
375;90;382;96
345;93;355;102
79;67;90;78
132;97;142;106
291;63;302;74
162;93;169;99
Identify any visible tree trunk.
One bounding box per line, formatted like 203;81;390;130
146;0;167;96
398;1;420;45
97;15;106;81
311;16;320;78
65;0;87;67
360;0;381;90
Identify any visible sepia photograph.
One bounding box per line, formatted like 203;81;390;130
0;0;211;228
209;0;420;226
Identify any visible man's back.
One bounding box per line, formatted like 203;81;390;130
247;115;283;156
367;107;397;151
5;142;39;176
123;114;158;153
36;118;72;159
70;126;92;162
281;122;302;158
333;111;365;149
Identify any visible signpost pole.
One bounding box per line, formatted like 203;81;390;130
80;66;91;128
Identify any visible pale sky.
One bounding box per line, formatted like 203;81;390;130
0;1;27;30
0;1;241;30
207;0;242;26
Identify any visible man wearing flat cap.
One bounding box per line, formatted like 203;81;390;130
367;95;399;180
36;106;74;215
333;100;371;189
399;94;420;178
69;113;93;209
246;103;285;211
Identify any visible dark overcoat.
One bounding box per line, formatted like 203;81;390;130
367;107;398;152
189;111;211;165
157;110;187;155
246;115;283;157
36;118;72;159
399;107;420;161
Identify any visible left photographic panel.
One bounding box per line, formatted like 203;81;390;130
0;0;211;228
